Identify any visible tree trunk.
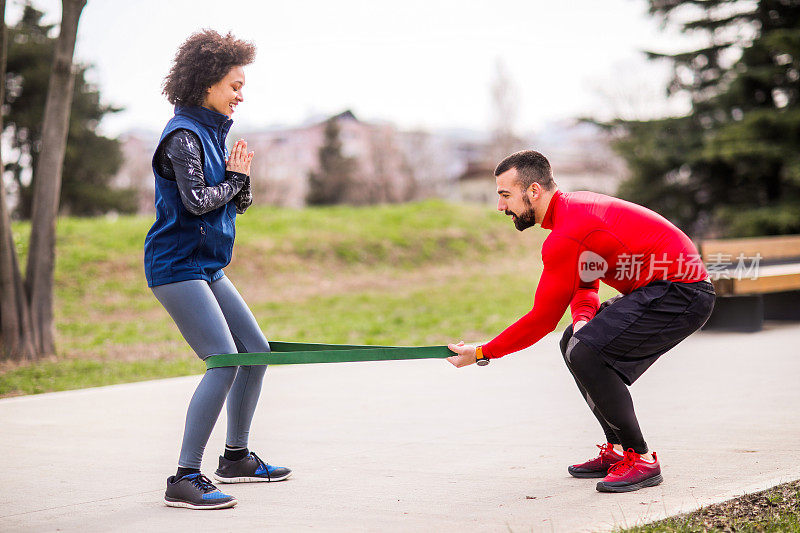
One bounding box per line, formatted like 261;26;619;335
0;0;36;360
23;0;86;357
0;194;38;360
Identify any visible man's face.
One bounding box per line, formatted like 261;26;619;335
496;168;536;231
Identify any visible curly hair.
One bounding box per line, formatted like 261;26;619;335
162;30;256;107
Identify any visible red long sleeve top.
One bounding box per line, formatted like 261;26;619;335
481;190;708;359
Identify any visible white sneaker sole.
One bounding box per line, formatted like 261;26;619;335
163;497;237;510
212;471;292;484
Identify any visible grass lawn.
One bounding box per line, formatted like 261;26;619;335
619;479;800;532
1;200;616;396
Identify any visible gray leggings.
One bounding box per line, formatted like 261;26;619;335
152;275;269;469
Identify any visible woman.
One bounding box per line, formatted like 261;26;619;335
144;30;290;510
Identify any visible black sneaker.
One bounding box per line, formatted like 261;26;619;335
164;473;237;509
213;451;292;483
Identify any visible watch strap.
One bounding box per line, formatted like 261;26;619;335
476;345;489;365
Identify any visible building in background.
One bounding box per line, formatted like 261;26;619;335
241;111;418;208
112;114;626;212
456;120;627;204
110;129;158;214
530;120;627;195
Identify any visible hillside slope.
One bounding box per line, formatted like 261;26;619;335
2;201;610;395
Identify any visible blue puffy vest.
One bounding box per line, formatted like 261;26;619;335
144;105;236;287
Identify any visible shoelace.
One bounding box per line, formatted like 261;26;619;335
597;442;615;457
188;473;218;493
583;442;615;462
607;449;639;475
249;451;270;475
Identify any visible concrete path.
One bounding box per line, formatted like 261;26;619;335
2;324;799;532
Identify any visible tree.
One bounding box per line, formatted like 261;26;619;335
607;0;800;237
0;0;35;359
358;124;418;205
488;59;524;165
4;3;133;218
306;116;356;205
0;0;87;360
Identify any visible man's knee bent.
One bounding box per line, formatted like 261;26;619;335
559;323;574;357
564;337;602;377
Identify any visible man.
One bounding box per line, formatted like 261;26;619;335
447;150;715;493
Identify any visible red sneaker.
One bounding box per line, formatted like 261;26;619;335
568;443;624;478
596;449;663;493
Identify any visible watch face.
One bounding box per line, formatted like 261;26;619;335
477;359;489;366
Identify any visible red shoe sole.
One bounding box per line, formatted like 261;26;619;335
596;473;664;493
568;466;609;478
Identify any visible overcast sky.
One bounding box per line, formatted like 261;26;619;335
7;0;696;136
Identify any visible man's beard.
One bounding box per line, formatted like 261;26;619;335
506;196;536;231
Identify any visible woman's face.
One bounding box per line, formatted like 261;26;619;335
203;66;245;117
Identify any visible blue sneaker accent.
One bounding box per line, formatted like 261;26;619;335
202;490;230;501
181;474;232;499
252;453;287;477
253;462;280;476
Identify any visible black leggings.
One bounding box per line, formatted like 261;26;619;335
560;324;648;454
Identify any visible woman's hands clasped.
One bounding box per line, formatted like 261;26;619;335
226;139;254;175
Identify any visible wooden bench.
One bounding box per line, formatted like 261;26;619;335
700;234;800;331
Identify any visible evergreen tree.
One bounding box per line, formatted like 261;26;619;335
3;3;134;218
306;117;356;205
609;0;800;236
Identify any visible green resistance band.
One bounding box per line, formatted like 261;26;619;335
205;341;454;368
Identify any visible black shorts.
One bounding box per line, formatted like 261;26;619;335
573;279;716;385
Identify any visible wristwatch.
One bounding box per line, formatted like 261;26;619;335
475;345;490;366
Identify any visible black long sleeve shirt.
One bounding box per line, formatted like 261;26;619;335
154;129;252;215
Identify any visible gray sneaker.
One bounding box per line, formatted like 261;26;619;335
213;451;292;483
164;473;237;509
